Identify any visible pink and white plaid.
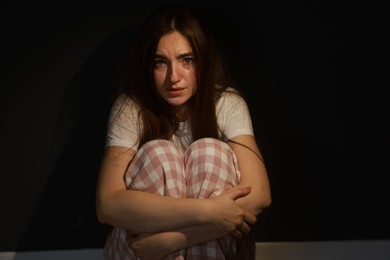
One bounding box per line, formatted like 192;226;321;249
104;138;240;260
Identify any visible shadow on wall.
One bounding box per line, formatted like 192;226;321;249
16;24;138;251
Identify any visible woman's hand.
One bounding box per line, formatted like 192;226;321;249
205;186;257;238
126;231;179;260
124;187;256;259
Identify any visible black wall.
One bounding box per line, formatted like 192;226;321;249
1;0;389;252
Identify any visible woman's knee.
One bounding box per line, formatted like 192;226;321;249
185;138;240;198
126;139;185;196
186;138;233;158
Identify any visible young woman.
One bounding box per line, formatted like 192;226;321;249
96;4;271;260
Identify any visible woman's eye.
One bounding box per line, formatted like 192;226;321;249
154;59;165;67
183;57;193;64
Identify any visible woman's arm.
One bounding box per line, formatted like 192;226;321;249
227;134;272;216
127;197;248;259
124;134;270;258
95;145;256;233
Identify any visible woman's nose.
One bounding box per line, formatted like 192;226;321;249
168;63;180;83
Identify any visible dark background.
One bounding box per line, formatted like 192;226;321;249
1;0;389;252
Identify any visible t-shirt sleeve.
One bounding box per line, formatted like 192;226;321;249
216;91;254;140
105;95;140;150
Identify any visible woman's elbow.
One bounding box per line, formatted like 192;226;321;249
262;193;272;210
253;190;272;216
96;198;112;225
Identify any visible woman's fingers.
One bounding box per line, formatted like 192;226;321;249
226;186;251;201
226;186;258;223
240;220;251;233
208;186;258;238
230;220;254;238
244;211;257;225
231;229;243;238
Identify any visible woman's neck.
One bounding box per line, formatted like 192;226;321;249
173;105;188;122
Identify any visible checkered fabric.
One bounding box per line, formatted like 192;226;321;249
104;138;240;260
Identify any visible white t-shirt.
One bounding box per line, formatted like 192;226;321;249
105;88;254;152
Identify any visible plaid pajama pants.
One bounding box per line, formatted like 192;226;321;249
104;138;241;260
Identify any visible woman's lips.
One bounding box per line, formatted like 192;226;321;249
167;88;185;96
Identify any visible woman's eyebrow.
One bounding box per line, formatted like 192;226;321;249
177;52;194;59
154;54;166;59
154;52;194;59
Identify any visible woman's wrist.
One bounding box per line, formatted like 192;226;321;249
164;231;187;253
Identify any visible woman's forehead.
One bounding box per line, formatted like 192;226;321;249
156;31;192;55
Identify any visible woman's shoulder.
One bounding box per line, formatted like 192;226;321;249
113;94;139;107
218;86;245;103
111;93;141;115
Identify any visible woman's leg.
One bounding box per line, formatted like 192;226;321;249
184;138;241;260
126;139;186;198
103;140;186;260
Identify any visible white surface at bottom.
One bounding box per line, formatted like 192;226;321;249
1;240;389;260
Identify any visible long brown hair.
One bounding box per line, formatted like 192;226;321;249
116;4;233;147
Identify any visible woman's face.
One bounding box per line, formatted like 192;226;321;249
153;31;196;120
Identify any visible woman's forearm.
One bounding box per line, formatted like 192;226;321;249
97;189;208;233
97;186;255;234
128;224;231;258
